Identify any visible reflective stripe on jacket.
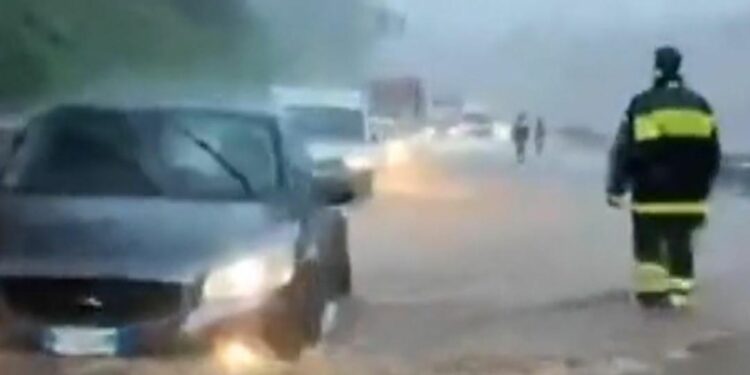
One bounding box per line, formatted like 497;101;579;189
607;81;721;215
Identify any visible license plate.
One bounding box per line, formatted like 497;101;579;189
44;327;118;356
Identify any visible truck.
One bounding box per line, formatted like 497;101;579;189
367;77;427;138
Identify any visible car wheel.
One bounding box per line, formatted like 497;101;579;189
319;212;352;298
356;172;375;197
298;262;325;344
332;216;352;296
264;262;324;361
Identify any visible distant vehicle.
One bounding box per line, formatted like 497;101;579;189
428;95;464;137
274;87;379;199
448;108;509;140
368;116;397;142
0;105;352;361
451;112;494;138
720;153;750;193
368;77;427;133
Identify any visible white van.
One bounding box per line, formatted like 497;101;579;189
273;87;379;198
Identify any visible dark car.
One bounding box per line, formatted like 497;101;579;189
0;105;352;361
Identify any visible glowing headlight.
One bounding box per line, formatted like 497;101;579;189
493;124;512;142
344;155;374;171
385;140;410;166
203;249;294;300
422;127;437;138
447;126;464;137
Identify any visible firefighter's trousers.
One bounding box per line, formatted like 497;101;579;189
631;213;704;300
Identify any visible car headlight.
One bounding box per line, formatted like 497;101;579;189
203;248;294;300
344;155;374;171
493;124;512;142
385;140;410;166
447;126;463;137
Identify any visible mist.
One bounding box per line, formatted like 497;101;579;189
1;1;747;149
376;0;750;150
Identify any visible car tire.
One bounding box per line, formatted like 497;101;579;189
264;262;324;361
319;212;352;298
332;216;352;296
356;172;375;198
298;262;325;344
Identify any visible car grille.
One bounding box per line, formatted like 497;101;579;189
0;278;190;327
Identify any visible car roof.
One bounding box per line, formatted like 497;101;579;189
28;104;286;151
32;104;279;128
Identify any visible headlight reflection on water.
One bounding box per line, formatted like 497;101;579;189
215;340;285;374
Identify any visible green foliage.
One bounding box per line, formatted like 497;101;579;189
0;0;382;110
0;0;281;108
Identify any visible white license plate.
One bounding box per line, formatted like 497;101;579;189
44;327;118;356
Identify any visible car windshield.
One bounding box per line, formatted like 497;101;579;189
2;109;278;200
463;113;493;125
285;106;365;142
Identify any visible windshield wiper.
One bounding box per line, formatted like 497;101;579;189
175;128;255;197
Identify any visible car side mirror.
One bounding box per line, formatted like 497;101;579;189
311;175;355;205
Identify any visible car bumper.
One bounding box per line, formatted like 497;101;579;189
0;289;292;357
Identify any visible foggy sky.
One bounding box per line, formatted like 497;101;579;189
376;0;750;150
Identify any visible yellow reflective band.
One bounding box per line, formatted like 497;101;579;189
634;117;661;141
668;278;695;292
635;263;669;293
634;109;715;142
632;202;708;215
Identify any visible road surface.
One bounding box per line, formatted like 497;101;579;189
1;136;749;374
326;138;750;375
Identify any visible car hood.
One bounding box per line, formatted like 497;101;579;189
0;196;297;283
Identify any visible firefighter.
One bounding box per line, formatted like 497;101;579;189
512;112;531;163
607;46;721;308
535;117;546;155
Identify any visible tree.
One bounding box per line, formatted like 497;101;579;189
0;0;384;111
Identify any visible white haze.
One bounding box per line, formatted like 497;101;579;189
376;0;750;150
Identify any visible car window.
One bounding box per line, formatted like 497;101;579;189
463;113;492;125
2;109;159;196
157;113;279;198
284;106;365;142
2;109;280;200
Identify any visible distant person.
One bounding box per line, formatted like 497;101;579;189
534;117;546;155
607;46;721;309
512;112;531;163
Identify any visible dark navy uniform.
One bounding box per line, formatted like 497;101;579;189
535;118;546;155
512;113;531;163
607;47;721;307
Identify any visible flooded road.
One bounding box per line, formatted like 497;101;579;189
1;137;748;374
324;138;750;374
